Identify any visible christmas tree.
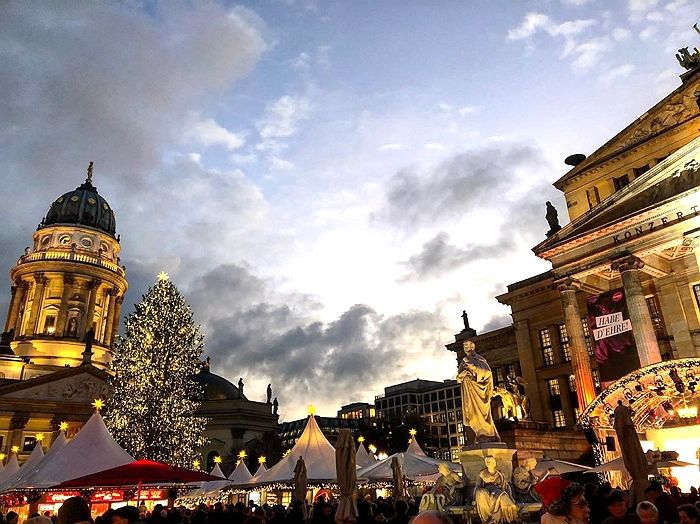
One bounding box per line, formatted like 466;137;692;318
105;272;208;467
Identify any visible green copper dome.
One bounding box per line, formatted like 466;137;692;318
40;163;117;237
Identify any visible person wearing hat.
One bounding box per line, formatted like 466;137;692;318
601;490;639;524
112;506;140;524
57;496;93;524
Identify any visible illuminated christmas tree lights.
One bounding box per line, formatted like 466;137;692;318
105;275;207;467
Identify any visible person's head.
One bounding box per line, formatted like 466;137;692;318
636;501;659;524
644;482;663;502
410;511;454;524
484;456;497;472
57;497;92;524
678;504;699;524
550;483;589;523
112;506;140;524
606;490;627;519
394;501;408;516
6;512;19;524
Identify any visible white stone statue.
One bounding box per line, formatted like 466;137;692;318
457;340;500;443
474;456;519;524
430;462;467;506
512;458;541;503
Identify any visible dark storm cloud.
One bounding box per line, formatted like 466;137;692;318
184;263;452;416
400;232;517;281
376;146;543;229
481;314;512;332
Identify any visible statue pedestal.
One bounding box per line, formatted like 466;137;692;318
459;444;516;482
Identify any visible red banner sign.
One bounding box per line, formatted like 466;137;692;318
138;489;166;500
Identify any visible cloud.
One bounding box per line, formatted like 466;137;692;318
569;37;611;70
458;106;476;116
185;263;454;419
611;27;632;41
256;95;311;140
184;118;245;150
481;314;512;332
375;145;544;230
270;157;295;170
424;143;445;150
400;232;516;281
600;63;635;82
379;143;410;151
507;13;595;41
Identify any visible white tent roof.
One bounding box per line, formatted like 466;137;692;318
3;432;68;491
357;438;460;481
356;443;374;468
251;415;336;484
0;442;45;491
228;460;253;484
0;455;20;486
253;463;267;477
6;411;133;490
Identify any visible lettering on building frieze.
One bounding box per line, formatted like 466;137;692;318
611;205;699;245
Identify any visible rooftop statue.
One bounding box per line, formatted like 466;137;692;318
545;201;561;237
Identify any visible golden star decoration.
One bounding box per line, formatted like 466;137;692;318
92;398;105;411
59;421;69;432
193;460;201;470
35;433;45;442
307;404;316;416
0;453;5;461
157;271;169;281
238;450;247;459
258;456;266;464
11;446;19;453
213;456;222;464
409;428;417;437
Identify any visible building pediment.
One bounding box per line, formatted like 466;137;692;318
555;71;700;190
0;365;110;403
535;137;700;262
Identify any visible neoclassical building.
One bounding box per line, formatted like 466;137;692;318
449;50;700;464
0;165;278;466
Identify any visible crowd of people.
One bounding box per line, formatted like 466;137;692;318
2;480;700;524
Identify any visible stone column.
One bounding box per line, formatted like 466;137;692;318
514;320;545;421
611;255;662;367
656;275;694;358
8;412;29;455
556;279;597;410
5;280;28;336
12;282;29;336
25;274;48;337
103;289;118;346
109;295;123;346
81;279;99;338
55;274;75;336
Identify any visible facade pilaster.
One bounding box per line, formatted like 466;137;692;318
109;295;123;346
4;285;19;333
8;412;29;455
558;375;575;426
12;282;28;336
513;319;545;421
25;274;48;337
103;289;118;345
556;279;597;411
55;274;76;336
81;279;99;338
611;255;662;366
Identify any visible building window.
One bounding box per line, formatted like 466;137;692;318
540;328;554;366
558;324;571;362
495;367;505;386
586;186;601;209
581;317;595;357
633;165;650;177
592;369;601;392
613;174;630;191
553;410;566;428
568;374;576;392
694;284;700;309
23;436;37;452
43;315;56;335
645;295;666;339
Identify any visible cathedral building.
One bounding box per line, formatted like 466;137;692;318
0;165;278;467
449;48;700;470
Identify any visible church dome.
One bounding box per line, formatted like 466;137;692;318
191;368;246;401
40;163;116;237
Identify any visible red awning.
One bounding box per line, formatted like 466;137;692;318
56;459;221;488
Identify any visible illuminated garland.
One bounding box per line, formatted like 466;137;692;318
579;358;700;431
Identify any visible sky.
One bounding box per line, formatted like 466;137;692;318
1;0;698;421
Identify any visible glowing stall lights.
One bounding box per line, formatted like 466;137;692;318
678;405;698;419
377;452;388;460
